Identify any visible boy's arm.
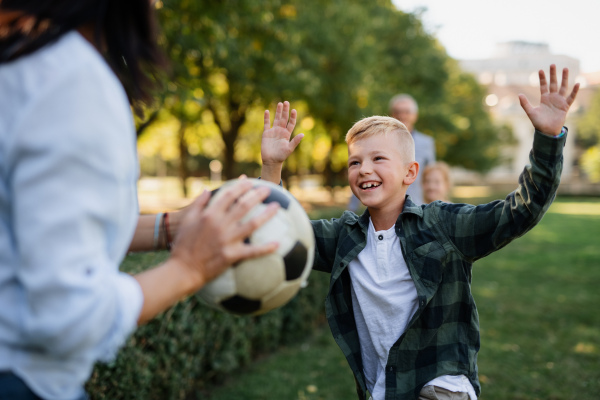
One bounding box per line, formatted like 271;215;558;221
445;131;565;261
310;217;347;274
441;65;579;260
260;101;304;184
261;101;341;274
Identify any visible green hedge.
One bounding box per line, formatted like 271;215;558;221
86;208;344;399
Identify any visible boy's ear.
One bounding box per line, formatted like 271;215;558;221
403;161;419;185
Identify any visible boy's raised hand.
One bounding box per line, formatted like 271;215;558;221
260;101;304;183
519;64;580;136
261;101;304;166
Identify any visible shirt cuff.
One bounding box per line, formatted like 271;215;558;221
257;176;284;187
96;272;144;362
533;128;567;159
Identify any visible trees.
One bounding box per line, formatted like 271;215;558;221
418;60;514;172
578;89;600;181
156;0;302;181
141;0;509;189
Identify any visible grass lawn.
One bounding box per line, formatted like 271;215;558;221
206;197;600;400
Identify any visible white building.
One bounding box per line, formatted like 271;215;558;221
459;41;580;182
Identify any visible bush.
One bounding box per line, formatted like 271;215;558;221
86;207;345;399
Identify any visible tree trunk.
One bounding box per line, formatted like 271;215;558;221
177;121;189;197
222;128;237;180
221;101;247;180
322;124;340;188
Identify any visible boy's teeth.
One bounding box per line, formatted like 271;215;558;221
362;182;380;189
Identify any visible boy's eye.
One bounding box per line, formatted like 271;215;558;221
349;160;359;166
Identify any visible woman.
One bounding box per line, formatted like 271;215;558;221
0;1;280;399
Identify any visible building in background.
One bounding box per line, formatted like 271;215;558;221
459;41;598;185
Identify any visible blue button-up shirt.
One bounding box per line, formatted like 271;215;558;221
0;32;143;400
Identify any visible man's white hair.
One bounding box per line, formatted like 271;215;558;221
388;93;418;114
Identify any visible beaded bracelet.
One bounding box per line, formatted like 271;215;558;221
163;212;172;251
554;126;568;138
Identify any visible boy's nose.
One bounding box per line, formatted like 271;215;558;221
359;161;372;174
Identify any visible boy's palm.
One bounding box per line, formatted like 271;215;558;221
519;65;579;136
261;101;303;165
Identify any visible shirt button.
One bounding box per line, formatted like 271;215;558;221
378;235;383;240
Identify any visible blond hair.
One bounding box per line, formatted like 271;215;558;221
345;116;415;162
422;162;452;202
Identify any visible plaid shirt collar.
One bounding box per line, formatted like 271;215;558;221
344;195;424;229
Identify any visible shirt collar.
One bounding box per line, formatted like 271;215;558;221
343;195;424;228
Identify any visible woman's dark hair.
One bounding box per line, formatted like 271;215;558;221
0;0;166;106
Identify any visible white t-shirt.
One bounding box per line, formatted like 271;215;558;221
0;31;143;400
349;218;476;400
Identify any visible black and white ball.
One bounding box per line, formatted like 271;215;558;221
197;179;315;316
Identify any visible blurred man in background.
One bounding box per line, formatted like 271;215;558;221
389;94;436;205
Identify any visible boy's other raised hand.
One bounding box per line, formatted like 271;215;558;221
518;64;580;136
261;101;304;167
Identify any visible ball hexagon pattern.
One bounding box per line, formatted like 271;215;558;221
196;179;315;316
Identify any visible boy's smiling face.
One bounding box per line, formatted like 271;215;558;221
348;133;417;212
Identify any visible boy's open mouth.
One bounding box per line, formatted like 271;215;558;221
360;182;381;190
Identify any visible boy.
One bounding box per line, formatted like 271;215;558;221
260;65;579;400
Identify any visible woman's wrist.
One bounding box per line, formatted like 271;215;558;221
134;257;205;324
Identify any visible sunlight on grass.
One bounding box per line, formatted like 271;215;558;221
574;342;597;354
549;201;600;215
452;185;493;199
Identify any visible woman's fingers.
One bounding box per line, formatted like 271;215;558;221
225;185;272;223
207;179;253;214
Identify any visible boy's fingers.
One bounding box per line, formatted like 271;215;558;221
274;102;283;126
281;101;290;127
538;69;548;95
287;108;297;132
275;101;289;128
566;83;580;106
558;68;569;97
518;94;533;116
548;64;558;93
263;110;270;132
289;133;304;151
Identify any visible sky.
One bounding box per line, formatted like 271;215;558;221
392;0;600;73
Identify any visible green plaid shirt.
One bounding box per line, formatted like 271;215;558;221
310;131;566;400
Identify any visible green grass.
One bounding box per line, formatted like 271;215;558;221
205;197;600;400
207;325;356;400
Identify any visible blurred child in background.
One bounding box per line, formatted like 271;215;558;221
422;162;452;203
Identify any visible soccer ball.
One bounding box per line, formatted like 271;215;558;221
197;179;315;316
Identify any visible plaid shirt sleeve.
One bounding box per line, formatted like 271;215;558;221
439;130;565;261
310;211;358;273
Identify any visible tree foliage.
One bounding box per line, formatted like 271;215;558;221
578;88;600;181
142;0;509;186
